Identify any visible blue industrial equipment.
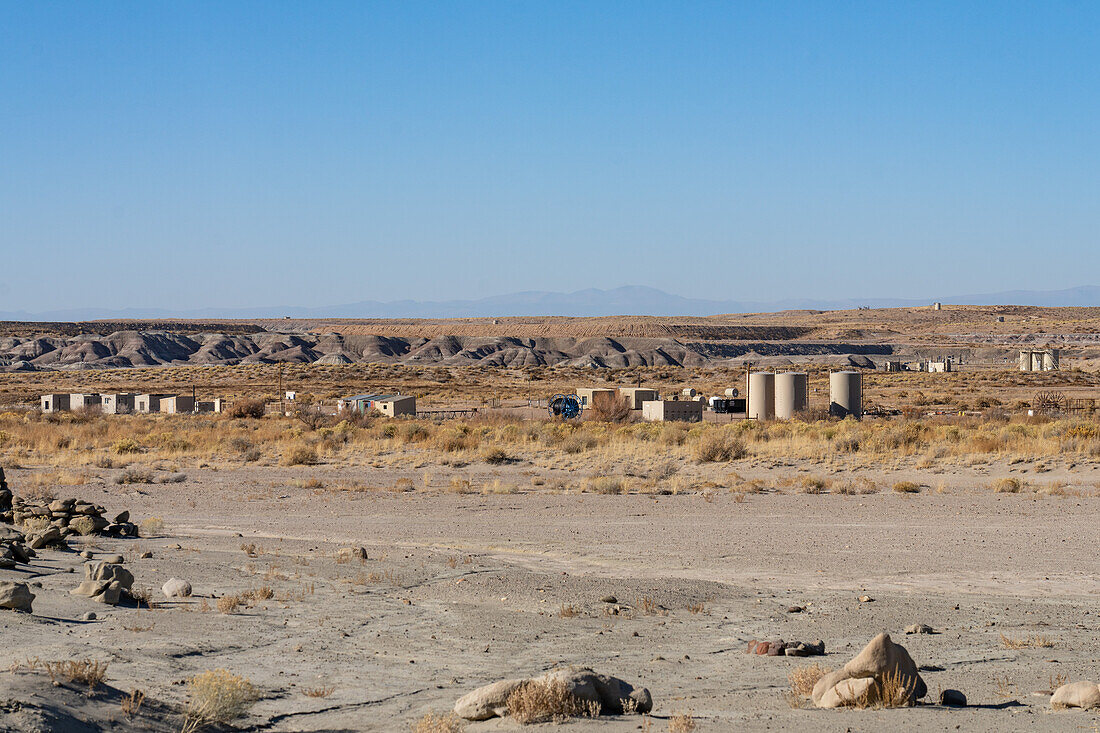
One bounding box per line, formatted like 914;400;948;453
548;394;582;419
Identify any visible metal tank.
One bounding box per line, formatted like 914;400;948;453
774;372;808;420
829;371;862;419
747;372;775;420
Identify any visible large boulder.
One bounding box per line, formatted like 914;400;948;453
162;577;192;598
545;668;652;714
812;633;926;708
1051;681;1100;710
0;581;34;612
454;669;652;721
454;678;526;720
69;515;109;536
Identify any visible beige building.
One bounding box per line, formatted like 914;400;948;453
159;396;196;414
1019;349;1059;372
134;394;173;413
927;360;952;373
338;394;416;417
40;394;70;413
69;393;101;410
576;388;617;408
618;387;659;409
641;399;703;423
101;393;135;414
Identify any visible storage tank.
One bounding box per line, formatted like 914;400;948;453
829;371;862;419
774;372;808;419
682;387;697;398
747;372;775;420
724;387;739;397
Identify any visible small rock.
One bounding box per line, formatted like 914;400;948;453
787;605;804;613
858;595;874;603
113;510;130;524
162;577;192;598
82;611;97;621
601;595;618;604
939;689;967;707
905;623;933;635
139;551;153;559
79;550;95;559
102;554;125;564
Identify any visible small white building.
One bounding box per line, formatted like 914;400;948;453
101;393;136;414
159;396;195;414
69;393;101;410
134;394;173;413
618;387;659;410
338;394;416;417
928;360;952;373
575;388;617;408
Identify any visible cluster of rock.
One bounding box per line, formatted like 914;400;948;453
746;639;825;657
0;525;34;569
71;559;135;606
454;667;652;721
811;633;926;708
7;496;138;540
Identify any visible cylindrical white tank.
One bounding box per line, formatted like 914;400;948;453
829;371;862;419
747;372;775;420
774;372;808;420
682;387;697;398
724;387;739;397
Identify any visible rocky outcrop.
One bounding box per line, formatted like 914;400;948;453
1052;681;1100;710
811;633;926;708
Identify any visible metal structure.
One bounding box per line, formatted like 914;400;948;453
1034;391;1067;412
548;394;582;419
747;372;775;420
774;372;808;420
829;371;863;419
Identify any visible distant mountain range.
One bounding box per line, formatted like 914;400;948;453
3;285;1100;321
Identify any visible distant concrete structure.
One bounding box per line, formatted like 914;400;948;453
69;393;101;410
774;372;808;420
829;371;863;419
881;361;903;372
338;394;415;417
195;398;224;414
618;387;659;410
1019;349;1059;372
576;388;617;408
641;399;703;423
747;372;775;420
927;359;952;373
134;394;172;413
40;394;70;413
101;393;135;414
159;396;196;414
933;302;942;310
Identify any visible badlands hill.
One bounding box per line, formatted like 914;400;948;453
2;305;1099;372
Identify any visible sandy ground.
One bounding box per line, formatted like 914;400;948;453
3;463;1100;731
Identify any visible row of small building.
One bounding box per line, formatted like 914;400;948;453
40;393;224;414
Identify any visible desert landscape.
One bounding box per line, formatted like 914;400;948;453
2;310;1100;731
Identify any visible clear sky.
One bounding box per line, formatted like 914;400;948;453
2;2;1098;312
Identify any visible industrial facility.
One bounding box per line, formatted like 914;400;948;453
1019;349;1059;372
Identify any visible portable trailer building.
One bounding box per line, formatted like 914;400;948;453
134;394;173;413
575;388;617;408
338;394;415;417
159;396;196;414
641;399;703;423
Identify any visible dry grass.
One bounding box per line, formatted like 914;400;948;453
1000;633;1054;649
42;658;109;691
788;663;831;697
892;481;921;494
841;670;918;709
183;669;258;728
120;689;145;717
694;431;746;463
303;684;336;698
667;711;697;732
991;477;1023;493
559;603;580;618
506;677;600;724
412;711;466;733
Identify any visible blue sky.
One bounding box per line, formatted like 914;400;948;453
2;2;1098;312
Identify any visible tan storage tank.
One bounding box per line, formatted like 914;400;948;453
829;371;862;418
774;372;808;419
747;372;775;420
